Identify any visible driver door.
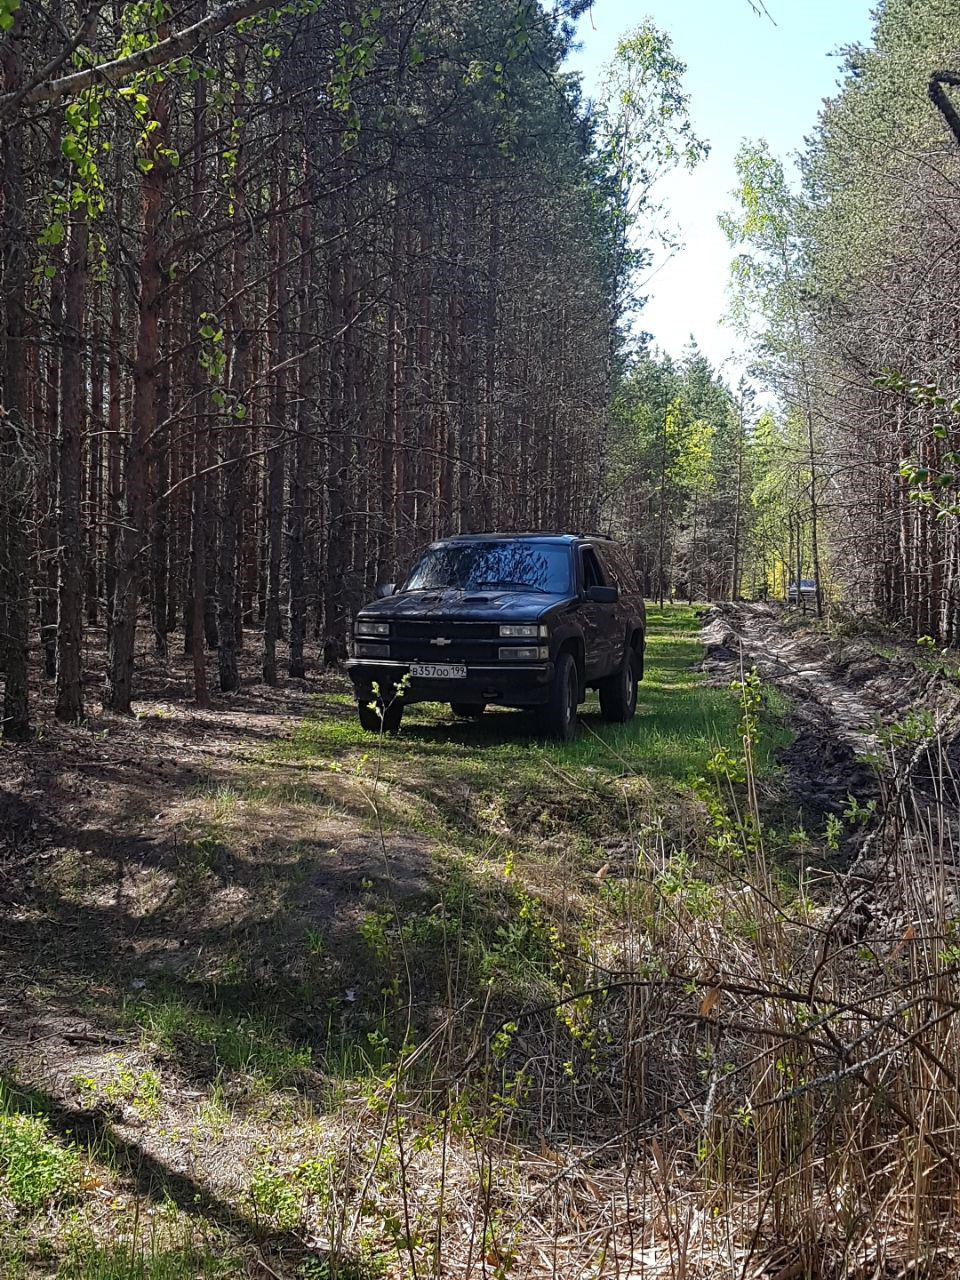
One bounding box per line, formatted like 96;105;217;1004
579;546;616;680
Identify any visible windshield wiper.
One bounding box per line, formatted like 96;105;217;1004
474;580;548;593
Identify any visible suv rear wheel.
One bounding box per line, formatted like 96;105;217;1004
451;702;485;719
538;651;579;742
357;688;404;734
599;647;639;723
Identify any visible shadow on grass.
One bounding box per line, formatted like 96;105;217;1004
0;604;777;1187
1;1075;263;1239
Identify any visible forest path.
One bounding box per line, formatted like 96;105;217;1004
703;600;960;810
702;600;960;923
702;601;892;824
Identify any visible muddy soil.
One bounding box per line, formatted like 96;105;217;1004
702;601;960;933
702;602;960;817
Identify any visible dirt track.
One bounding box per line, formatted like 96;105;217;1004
701;602;960;932
703;603;888;827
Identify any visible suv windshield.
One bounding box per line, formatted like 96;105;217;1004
404;541;572;594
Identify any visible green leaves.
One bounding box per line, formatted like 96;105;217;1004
0;0;20;32
721;140;803;350
118;86;151;119
54;88;107;223
595;21;707;256
38;219;66;248
328;14;383;149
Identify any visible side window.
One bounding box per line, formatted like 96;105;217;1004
581;547;605;590
609;547;640;595
597;547;622;591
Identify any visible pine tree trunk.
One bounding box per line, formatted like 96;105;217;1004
287;190;313;680
86;305;103;627
55;210;89;721
262;146;289;685
189;448;210;706
104;57;170;712
0;15;30;739
323;247;347;667
217;161;250;692
40;255;63;682
151;294;171;658
105;168;124;644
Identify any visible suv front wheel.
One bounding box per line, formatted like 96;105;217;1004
538;652;579;742
599;647;640;723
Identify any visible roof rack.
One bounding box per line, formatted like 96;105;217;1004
435;529;619;541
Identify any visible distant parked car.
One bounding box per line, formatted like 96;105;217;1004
787;578;817;606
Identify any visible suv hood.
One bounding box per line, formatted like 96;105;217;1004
359;588;570;621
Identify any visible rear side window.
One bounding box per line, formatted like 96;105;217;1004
599;545;639;595
580;547;606;590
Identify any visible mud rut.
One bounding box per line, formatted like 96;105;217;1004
701;601;960;927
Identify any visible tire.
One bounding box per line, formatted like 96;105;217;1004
451;702;485;719
538;651;579;742
357;688;404;734
599;646;639;723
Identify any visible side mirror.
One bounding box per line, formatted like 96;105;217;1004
375;582;396;599
586;584;618;604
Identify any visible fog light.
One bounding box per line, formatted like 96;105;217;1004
499;645;548;661
355;642;390;658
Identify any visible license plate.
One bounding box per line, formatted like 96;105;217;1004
410;662;467;679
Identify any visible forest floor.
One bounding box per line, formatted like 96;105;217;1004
2;604;959;1278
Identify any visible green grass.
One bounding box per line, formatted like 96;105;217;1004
118;988;312;1089
0;1109;80;1212
275;604;785;795
71;1059;162;1119
57;1239;241;1280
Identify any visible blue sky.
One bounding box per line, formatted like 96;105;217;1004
566;0;875;376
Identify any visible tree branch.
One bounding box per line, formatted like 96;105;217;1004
929;70;960;147
0;0;281;118
0;5;102;118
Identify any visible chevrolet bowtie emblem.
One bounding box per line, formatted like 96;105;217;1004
431;637;451;646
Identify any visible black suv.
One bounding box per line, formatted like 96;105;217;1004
346;533;646;740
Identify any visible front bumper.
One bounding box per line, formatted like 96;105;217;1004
345;657;555;707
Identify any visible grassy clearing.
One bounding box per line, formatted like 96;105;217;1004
15;603;876;1280
276;605;774;786
262;605;790;874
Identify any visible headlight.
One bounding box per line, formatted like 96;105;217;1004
499;645;548;661
356;619;390;637
355;642;390;658
499;624;545;639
